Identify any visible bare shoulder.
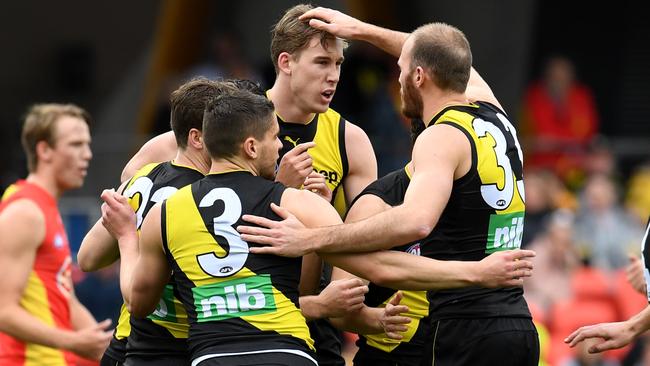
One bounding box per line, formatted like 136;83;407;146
0;199;45;250
343;121;377;174
345;193;390;223
412;124;470;175
280;187;315;210
121;131;176;182
415;123;467;146
0;198;44;227
280;188;341;226
344;121;372;147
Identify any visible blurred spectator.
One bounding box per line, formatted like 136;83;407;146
583;137;618;180
521;55;599;185
523;169;579;247
152;30;263;135
185;30;261;83
574;174;643;271
523;170;555;247
525;209;581;312
625;162;650;225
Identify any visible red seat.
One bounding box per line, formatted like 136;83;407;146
548;298;618;365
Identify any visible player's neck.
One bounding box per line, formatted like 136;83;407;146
26;170;60;199
422;89;469;126
268;83;315;124
174;149;210;175
209;157;256;176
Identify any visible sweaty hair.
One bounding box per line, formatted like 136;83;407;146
202;89;275;159
410;23;472;93
270;4;343;72
21;103;91;172
170;78;238;149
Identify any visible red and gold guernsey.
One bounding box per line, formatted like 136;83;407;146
0;180;76;366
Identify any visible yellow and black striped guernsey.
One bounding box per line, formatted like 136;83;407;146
107;161;204;362
278;108;351;366
423;101;529;320
349;166;430;366
278;108;348;217
162;171;315;364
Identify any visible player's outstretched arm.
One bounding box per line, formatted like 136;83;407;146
565;305;650;353
300;8;503;113
299;7;408;57
321;248;534;291
238;123;467;256
121;131;177;183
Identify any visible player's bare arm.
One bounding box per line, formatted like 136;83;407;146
299;7;408;57
77;181;129;272
128;203;171;318
301;7;502;112
246;188;533;290
121;131;176;182
342;122;377;204
565;305;650;353
238;124;467;255
100;189;139;305
0;200;112;360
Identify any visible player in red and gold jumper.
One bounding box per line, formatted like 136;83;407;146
0;104;112;365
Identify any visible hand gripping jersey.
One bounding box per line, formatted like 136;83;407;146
0;181;75;366
105;162;204;362
162;171;316;365
422;101;530;320
350;167;430;366
278;108;349;218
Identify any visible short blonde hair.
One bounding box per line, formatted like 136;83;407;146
21;103;91;172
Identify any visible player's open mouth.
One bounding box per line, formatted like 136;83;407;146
321;90;335;101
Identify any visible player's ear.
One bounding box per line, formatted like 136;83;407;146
243;137;257;159
187;128;203;150
415;66;425;87
277;52;293;76
35;140;54;164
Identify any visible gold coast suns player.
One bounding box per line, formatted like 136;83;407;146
78;78;230;366
0;104;112;365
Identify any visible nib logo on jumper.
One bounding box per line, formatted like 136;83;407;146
193;275;276;322
485;212;524;253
